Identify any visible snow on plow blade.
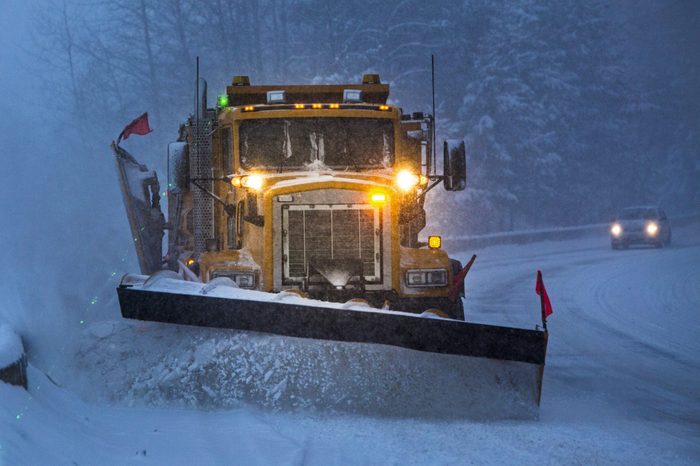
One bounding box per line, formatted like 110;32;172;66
112;143;164;275
117;274;548;419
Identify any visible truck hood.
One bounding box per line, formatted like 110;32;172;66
266;173;391;192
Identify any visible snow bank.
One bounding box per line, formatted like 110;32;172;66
0;323;23;368
0;367;305;465
70;319;539;420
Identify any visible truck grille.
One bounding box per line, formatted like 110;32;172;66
282;204;381;283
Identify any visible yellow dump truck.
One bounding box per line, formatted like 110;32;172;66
112;74;547;417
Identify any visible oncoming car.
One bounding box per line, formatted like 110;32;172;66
610;206;671;249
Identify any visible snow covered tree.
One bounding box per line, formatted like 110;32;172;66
32;0;686;233
439;0;638;232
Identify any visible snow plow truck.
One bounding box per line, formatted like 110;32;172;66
112;74;548;418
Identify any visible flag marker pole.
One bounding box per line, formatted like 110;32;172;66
540;289;548;332
537;270;548;332
534;270;549;406
116;113;152;147
449;254;476;302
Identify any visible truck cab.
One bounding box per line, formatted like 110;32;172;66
164;74;466;318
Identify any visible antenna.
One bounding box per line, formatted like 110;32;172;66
431;54;436;176
195;56;200;123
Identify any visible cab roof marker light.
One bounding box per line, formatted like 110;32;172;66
312;103;323;109
266;90;286;104
294;104;305;109
217;94;229;108
243;105;255;112
343;89;363;103
379;105;390;111
329;103;340;109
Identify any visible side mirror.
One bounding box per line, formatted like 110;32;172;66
443;139;466;191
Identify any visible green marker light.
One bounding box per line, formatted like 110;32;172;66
218;94;229;108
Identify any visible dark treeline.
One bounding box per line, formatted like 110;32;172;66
34;0;699;234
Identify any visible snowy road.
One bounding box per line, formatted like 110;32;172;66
463;222;700;461
1;224;699;464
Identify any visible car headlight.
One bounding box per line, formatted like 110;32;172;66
646;222;659;236
211;271;256;289
405;269;448;288
610;223;623;237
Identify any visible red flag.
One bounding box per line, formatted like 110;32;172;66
535;270;553;319
449;254;477;301
119;112;153;142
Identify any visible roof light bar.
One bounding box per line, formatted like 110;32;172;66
239;103;392;113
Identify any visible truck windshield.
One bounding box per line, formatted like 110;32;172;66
239;117;394;170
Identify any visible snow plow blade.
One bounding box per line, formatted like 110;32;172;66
117;274;548;419
112;142;165;275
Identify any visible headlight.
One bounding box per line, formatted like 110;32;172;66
242;174;264;191
396;170;420;192
211;271;256;289
611;223;622;237
646;222;659;236
405;269;448;288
